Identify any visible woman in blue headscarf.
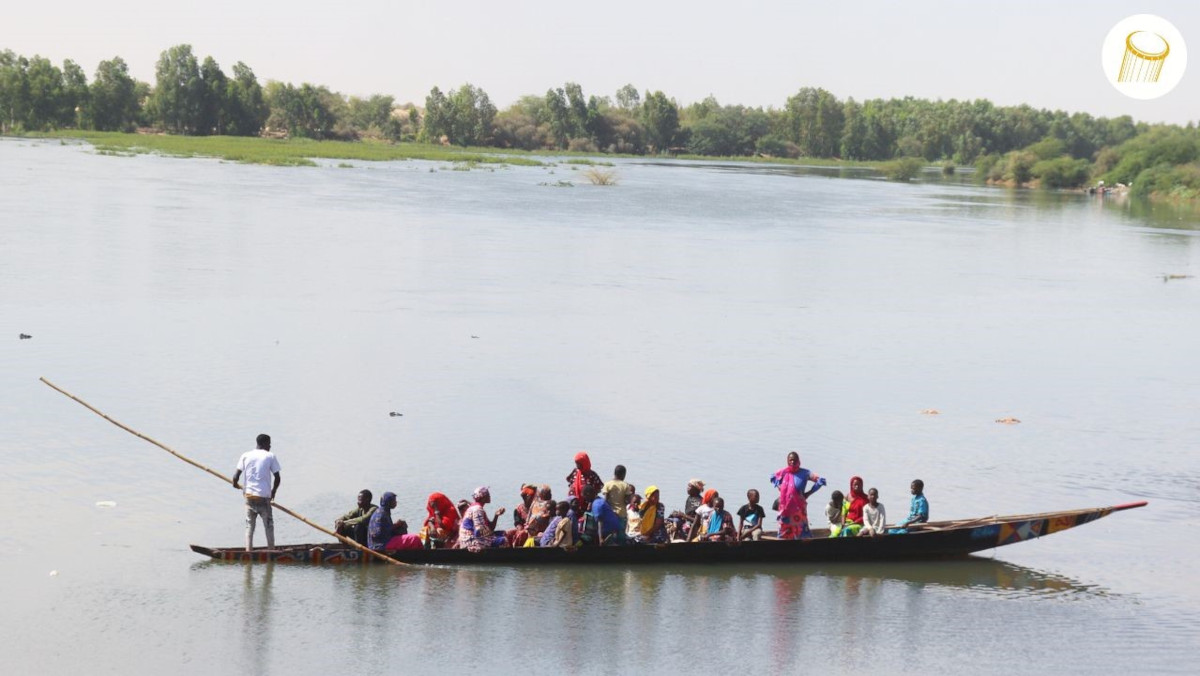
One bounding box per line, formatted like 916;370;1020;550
368;492;421;551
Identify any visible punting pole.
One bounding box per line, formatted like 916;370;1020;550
40;377;407;567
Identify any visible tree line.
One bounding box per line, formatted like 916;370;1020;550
3;44;1198;196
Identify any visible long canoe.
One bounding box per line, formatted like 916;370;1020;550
190;500;1146;566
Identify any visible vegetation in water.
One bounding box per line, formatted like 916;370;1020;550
2;43;1199;199
581;167;618;185
879;157;924;181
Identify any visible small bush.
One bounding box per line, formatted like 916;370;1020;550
582;167;618;185
1031;155;1092;189
879;156;924;181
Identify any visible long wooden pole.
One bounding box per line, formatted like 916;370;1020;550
40;377;407;567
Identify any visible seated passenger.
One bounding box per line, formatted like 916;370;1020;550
841;476;869;537
667;479;705;541
458;486;508;551
626;494;642;538
860;488;887;537
367;491;421;551
590;484;626;545
541;501;574;548
632;486;668;544
334;489;377;546
506;484;537;547
898;479;929;528
688;489;720;542
525;485;554;540
420;492;459;549
825;490;846;537
699;497;736;542
737;489;765;541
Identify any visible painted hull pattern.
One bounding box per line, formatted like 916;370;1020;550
190;501;1146;566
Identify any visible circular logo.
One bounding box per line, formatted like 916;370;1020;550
1102;14;1187;100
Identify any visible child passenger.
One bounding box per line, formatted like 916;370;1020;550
737;489;765;541
825;490;845;537
860;488;887;537
700;497;736;542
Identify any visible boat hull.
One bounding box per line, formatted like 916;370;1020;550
190;501;1146;566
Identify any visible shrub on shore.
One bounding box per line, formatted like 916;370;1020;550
879;156;924;181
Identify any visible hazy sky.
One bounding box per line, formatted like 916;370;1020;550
6;0;1197;124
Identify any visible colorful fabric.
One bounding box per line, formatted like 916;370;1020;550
472;486;490;502
903;494;929;526
367;492;397;551
639;486;661;537
591;496;623;543
568;452;604;501
706;509;726;536
771;465;822;540
458;503;506;551
540;516;564;546
384;533;423;550
846;477;869;525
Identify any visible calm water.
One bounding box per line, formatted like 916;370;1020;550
2;138;1198;674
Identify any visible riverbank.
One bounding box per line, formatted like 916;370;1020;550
19;130;884;171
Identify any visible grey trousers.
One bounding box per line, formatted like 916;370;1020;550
245;497;275;550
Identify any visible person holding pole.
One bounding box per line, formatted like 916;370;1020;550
232;433;282;551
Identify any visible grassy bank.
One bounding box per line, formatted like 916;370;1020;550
37;131;548;167
26;130;889;171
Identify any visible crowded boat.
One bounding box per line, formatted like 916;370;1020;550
338;450;931;554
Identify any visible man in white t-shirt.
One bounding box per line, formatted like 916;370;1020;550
232;434;282;551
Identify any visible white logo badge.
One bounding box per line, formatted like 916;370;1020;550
1103;14;1187;100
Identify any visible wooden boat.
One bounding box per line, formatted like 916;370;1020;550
191;501;1146;566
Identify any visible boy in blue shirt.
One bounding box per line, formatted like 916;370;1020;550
899;479;929;527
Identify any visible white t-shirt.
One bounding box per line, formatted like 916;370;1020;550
237;448;281;498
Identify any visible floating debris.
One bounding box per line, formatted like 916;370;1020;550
19;333;32;339
95;500;118;508
49;570;58;577
388;412;403;417
471;335;479;339
920;409;940;415
995;417;1021;424
1162;274;1193;283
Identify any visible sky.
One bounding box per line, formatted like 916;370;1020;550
5;0;1197;125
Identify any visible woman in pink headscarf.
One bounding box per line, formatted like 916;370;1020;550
770;451;826;539
842;476;870;537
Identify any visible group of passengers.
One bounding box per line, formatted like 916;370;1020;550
335;450;931;554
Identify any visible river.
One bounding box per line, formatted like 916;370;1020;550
1;137;1197;674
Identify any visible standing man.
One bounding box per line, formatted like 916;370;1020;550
602;465;635;532
232;433;282;551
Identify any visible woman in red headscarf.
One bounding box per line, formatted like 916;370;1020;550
842;476;869;537
565;451;604;506
420;492;460;548
505;484;538;547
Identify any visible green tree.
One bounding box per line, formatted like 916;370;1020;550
61;60;88;128
23;56;67;130
264;81;341;139
641;90;679;153
197;56;227;135
615;84;640;111
427;83;496;146
89;57;139;131
224;62;267;136
0;50;30;131
152;44;203;133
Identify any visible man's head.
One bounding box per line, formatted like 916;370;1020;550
556;501;571;517
614;465;626;480
357;490;373;508
831;490;844;506
583;485;598;502
256;433;271;450
713;497;725;511
911;479;924;495
747;488;759;504
868;488;879;505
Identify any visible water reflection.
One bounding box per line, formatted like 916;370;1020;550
239;563;275;675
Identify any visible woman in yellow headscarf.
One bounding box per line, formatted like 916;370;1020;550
633;486;668;543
